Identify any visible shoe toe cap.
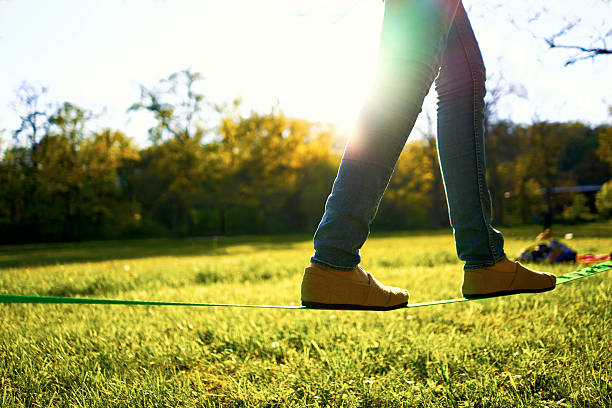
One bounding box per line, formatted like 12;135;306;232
545;272;556;287
387;287;409;306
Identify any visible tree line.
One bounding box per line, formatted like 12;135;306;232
1;71;610;243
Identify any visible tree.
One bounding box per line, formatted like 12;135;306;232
595;125;612;219
595;180;612;218
1;84;55;241
28;102;92;239
469;0;610;65
523;122;567;226
48;102;91;144
125;70;217;236
128;69;212;143
485;121;523;224
216;108;338;233
563;193;596;222
418;111;446;227
543;17;611;66
124;135;210;236
512;0;611;65
559;123;610;185
375;139;439;229
596;125;612;170
79;129;140;237
483;76;529;225
2;94;143;242
11;82;53;150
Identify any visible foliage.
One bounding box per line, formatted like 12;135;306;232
0;102;139;242
595;180;612;219
486;121;610;225
376;139;444;229
11;82;53;149
1;71;611;243
596;125;612;169
128;69;212;143
562;193;596;222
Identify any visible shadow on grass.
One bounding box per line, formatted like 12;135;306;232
0;234;311;269
44;276;136;297
3;221;610;269
194;267;278;285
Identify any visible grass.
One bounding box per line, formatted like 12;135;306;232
1;222;611;407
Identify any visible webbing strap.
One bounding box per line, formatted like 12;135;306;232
553;260;611;284
1;261;610;309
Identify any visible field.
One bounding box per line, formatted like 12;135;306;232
1;223;611;407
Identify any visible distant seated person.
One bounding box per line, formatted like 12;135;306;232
516;229;577;263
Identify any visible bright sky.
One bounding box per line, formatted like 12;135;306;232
0;0;610;147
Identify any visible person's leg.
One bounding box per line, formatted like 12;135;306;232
302;0;466;309
435;4;555;297
434;2;505;270
311;0;463;271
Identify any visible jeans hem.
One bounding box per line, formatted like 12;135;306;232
310;257;356;272
463;253;507;271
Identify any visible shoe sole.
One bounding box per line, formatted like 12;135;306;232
301;301;408;311
463;285;556;299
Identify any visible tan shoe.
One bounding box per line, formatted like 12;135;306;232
301;265;409;310
462;258;556;299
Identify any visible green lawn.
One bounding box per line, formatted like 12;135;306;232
1;223;611;407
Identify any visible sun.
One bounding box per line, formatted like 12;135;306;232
195;0;383;131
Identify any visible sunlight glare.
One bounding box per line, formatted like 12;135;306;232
197;0;384;132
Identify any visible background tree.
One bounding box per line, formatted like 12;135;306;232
2;69;610;244
128;70;212;143
523;122;565;226
419;111;446;228
596;125;612;170
78;129;140;237
483;76;529;225
595;180;612;218
124;136;209;237
11;82;53;151
594;124;612;218
125;70;212;235
503;0;612;65
215;107;338;234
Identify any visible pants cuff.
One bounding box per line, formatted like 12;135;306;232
309;257;356;272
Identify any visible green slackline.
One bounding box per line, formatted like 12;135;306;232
1;261;610;310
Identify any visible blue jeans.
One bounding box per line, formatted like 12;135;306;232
311;0;506;271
